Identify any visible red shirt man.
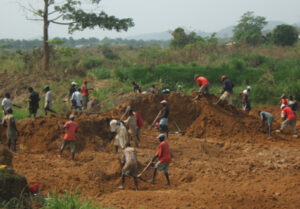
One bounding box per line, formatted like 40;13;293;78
148;134;171;185
60;115;79;160
196;77;209;86
282;106;296;119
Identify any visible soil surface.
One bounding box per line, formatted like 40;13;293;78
1;94;300;208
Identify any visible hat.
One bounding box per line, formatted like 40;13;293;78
281;93;286;98
280;104;286;109
44;85;49;90
84;80;87;83
160;100;167;104
71;81;77;85
247;86;251;91
221;75;226;81
69;114;75;120
157;133;165;139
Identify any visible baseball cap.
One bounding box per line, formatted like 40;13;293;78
160;100;167;104
71;81;77;85
157;133;165;139
69;114;75;120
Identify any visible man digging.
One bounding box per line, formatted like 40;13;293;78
119;143;138;190
148;133;172;186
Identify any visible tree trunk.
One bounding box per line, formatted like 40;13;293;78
43;0;49;71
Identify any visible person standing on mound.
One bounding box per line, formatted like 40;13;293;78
58;114;79;160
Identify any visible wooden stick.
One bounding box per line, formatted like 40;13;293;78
137;160;153;178
151;110;162;129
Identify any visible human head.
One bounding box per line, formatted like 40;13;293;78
71;81;77;86
257;110;261;115
289;96;294;100
125;142;130;148
247;86;251;92
194;74;199;80
221;75;227;81
69;114;75;120
152;84;155;88
5;93;10;98
132;81;136;85
84;80;87;84
77;88;81;92
280;104;286;109
129;109;134;116
28;87;33;92
44;85;49;92
157;133;165;142
281;94;286;99
7;108;13;114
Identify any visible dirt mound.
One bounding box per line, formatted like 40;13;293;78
186;98;265;141
8;114;112;153
104;93;205;131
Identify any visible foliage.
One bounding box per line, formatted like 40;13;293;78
233;11;267;46
170;27;202;48
272;24;299;46
89;68;111;79
42;190;104;209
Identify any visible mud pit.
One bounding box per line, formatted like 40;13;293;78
1;93;300;208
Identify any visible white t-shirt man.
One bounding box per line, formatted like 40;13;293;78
71;91;82;107
1;98;12;112
45;91;52;108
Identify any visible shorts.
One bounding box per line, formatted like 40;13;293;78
122;166;138;177
159;118;168;126
61;140;76;153
267;116;274;127
83;96;89;107
155;161;169;173
220;91;232;105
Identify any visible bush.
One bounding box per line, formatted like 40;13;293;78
273;24;299;46
90;68;111;79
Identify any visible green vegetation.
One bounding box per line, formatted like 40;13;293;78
233;11;267;46
272;24;299;46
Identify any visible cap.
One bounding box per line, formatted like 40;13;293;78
247;86;251;91
157;133;165;139
84;80;87;83
221;75;226;81
44;85;49;90
69;114;75;120
71;81;77;85
280;104;286;109
160;100;167;104
281;94;286;98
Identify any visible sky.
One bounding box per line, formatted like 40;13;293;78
0;0;300;40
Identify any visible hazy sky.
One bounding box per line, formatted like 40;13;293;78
1;0;300;39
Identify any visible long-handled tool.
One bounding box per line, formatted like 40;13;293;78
151;110;162;129
137;160;153;178
174;121;184;135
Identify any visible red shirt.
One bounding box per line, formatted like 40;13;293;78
135;112;143;128
196;77;209;86
81;85;88;97
282;98;288;105
282;106;295;119
64;121;79;140
156;141;172;163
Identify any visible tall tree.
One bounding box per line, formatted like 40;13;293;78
272;24;299;46
233;11;267;46
23;0;134;70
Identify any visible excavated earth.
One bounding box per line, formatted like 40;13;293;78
1;93;300;209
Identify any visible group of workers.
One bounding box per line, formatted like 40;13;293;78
1;74;298;191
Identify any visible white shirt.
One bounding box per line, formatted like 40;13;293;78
1;98;12;112
71;91;82;107
242;89;248;95
45;91;52;105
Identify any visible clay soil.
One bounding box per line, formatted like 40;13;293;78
1;93;300;209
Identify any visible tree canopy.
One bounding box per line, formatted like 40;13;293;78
23;0;134;70
233;11;267;46
273;24;299;46
170;27;201;48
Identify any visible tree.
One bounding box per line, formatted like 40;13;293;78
170;27;200;48
272;24;299;46
233;11;267;46
23;0;134;70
